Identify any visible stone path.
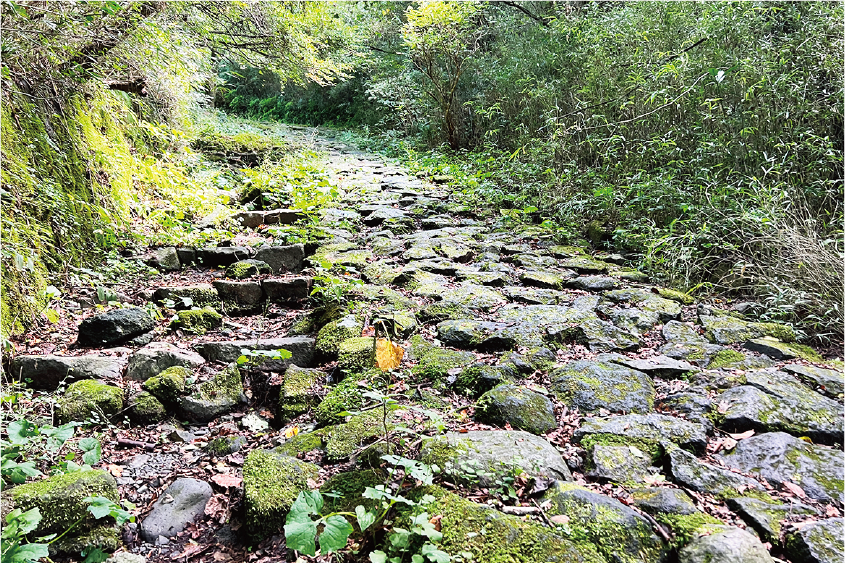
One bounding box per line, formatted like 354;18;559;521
7;124;844;563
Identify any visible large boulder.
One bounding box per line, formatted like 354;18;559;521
726;497;818;543
552;356;655;414
125;342;205;382
7;470;120;553
678;525;773;563
179;365;243;422
243;450;319;540
718;432;844;504
475;384;556;435
542;482;668;563
253;244;305;273
587;445;660;484
140;478;212;541
786;518;844;563
10;354;126;390
421;430;571;492
77;307;156;347
57;380;123;424
782;363;844;398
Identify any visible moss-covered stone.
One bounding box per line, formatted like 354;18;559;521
128;391;167;424
320;470;386;517
410;335;475;381
337;337;376;372
655;512;723;549
154;284;219;310
179;364;244;422
171;307;222;335
476;384;557;435
243;450;320;540
58;380;123;424
225;259;271;279
142;365;189;402
315;376;366;426
322;410;392;460
656;287;695;305
275;431;325;457
11;470;120;552
454;364;510;397
206;435;246;456
278;365;322;422
396;486;607;563
315;315;363;359
706;349;747;369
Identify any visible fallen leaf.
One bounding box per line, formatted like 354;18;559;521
783;481;807;499
375;338;404;371
106;464;123;477
204;494;229;524
429;514;442;532
722;437;738;451
284;426;300;439
728;429;755;440
361;326;375;337
717;401;730;414
550;515;570;525
825;505;840;517
211;473;243;489
212;551;231;562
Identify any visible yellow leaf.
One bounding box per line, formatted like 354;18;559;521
284;426;300;439
375;338;404;371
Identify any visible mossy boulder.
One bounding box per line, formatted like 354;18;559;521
275;431;325;457
225;259;271;279
542;481;668;563
278;365;323;422
315;315;363;359
454;363;511;397
315;376;366;426
10;470;121;553
745;337;823;362
678;525;772;563
321;410;393;460
551;357;655;414
726;496;818;543
409;335;475;381
58;379;123;424
394;486;607;563
699;311;795;345
656;287;695;305
476;384;556;435
205;436;247;456
337;337;376;372
629;487;698;516
171;307;222;335
586;445;660;484
782;363;844;398
154;284;219;310
573;413;708;453
179;364;243;422
319;470;386;516
706;349;747;369
128;391;167;424
785;517;843;563
243;450;320;540
668;447;765;499
142;365;189;403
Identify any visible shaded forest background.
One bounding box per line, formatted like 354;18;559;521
1;1;843;342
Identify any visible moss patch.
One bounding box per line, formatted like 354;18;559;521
171;307;222;335
656;287;695;305
129;391;167;423
410;335;475;381
275;431;325;457
278;365;322;422
322;410;391;460
337;337;376;372
58;380;123;424
315;376;366;426
655;512;723;549
143;365;189;402
315;316;363;359
707;349;747;369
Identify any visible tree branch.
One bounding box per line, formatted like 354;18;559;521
501;1;550;27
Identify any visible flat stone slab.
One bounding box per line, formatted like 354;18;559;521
262;277;311;301
608;354;697;377
126;342;205;382
421;430;571;492
193;337;315;371
10;354;126;390
782;363;844;398
574;413;708;452
199;246;253;267
678;525;773;563
253;244;305;273
719;432;844;504
552;356;655;413
140;478;212;541
726;497;817;542
668;447;764;498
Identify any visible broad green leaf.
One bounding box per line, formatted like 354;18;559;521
10;507;42;535
79;437;102;465
81;547;109;563
369;551;388;563
355;505;376;531
84;496;118;520
421;542;451;563
7;421;38;445
41;423;75;444
288;490;323;522
283;519;317;556
319;514;353;553
10;542;49;563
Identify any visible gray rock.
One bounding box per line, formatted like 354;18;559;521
587;445;660;483
435;319;515;350
574;413;708;452
782;364;844;398
147;247;181;271
699;311;795;345
232;211;264;228
453;363;511;397
549;317;642;352
176;248;196;266
179;365;244;422
552;356;655;414
786;518;844;563
225;259;271;279
678;525;774;563
659;392;713;428
602;289;682;322
262;277;311;301
519;270;568;289
668;447;764;498
565;275;620;291
659;322;724;366
126;342;205;382
194;337;315;372
199;246;253;267
140;478;212;541
107;553;147;563
475;384;556;435
744;337;800;360
10;354;126;390
213;280;265;314
719;432;844;504
542;482;668;563
420;430;571;492
726;496;818;542
630;487;698;515
609;354;697;378
77;307;156;347
718;370;843;445
362;207;407;226
253;244;305;273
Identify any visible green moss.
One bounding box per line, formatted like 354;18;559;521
225;259;271;279
656;287;695;305
706;349;746;369
315;316;363;358
579;434;662;461
315;377;366;426
320;470;386;516
756;322;796;343
409;335;475;381
278;365;322;421
337;337;376;372
53;523;121;554
58;380;123;424
243;450;319;540
11;470;119;536
142;366;189;402
171;307;222;335
198;364;243;402
784;343;824;363
322;410;390;460
129;391;167;423
655;512;723;549
396;486;606;563
275;431;325;457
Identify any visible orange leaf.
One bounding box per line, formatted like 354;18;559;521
211;473;242;489
361;326;376;337
375;338;404;371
